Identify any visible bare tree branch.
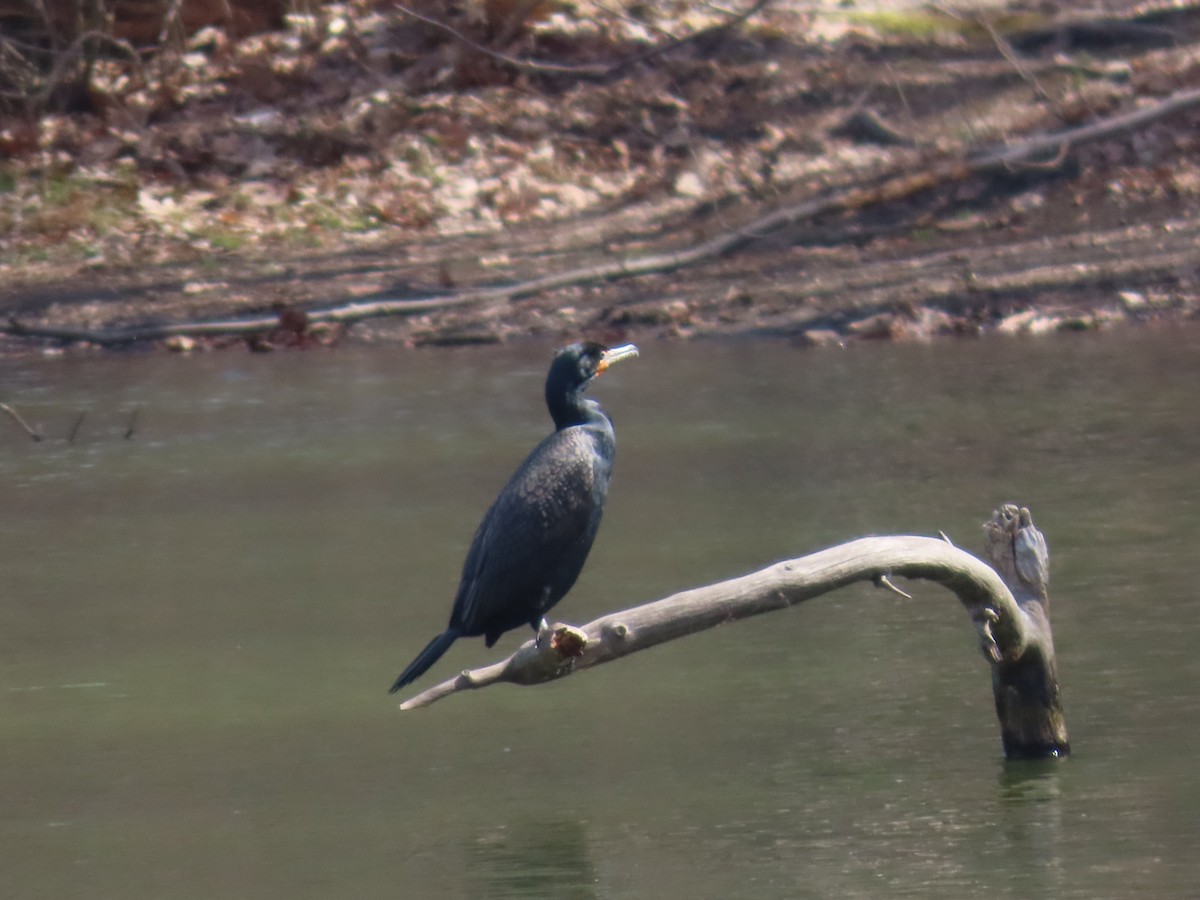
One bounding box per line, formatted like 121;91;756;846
33;28;142;113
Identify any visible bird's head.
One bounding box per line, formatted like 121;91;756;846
546;341;638;426
550;341;639;393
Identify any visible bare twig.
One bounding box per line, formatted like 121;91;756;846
156;0;186;47
33;29;142;112
875;573;913;599
67;410;86;444
0;402;43;441
1004;140;1070;171
971;85;1200;169
978;15;1053;105
931;3;1052;104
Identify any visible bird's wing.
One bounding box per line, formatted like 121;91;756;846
452;430;601;632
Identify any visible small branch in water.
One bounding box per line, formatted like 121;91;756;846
124;407;140;440
1;402;43;441
67;411;86;444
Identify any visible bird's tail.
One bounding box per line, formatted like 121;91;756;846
388;629;459;694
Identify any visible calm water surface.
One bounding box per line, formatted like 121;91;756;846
2;329;1198;898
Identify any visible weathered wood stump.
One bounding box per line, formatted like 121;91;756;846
982;505;1069;758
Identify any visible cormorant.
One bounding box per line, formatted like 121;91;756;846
389;341;639;693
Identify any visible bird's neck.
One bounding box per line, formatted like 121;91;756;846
548;392;605;430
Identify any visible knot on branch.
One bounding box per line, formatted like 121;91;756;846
502;624;589;685
600;620;630;643
549;624;588;658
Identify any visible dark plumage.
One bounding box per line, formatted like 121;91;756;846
389;341;639;693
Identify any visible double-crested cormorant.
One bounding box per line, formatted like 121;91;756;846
389;341;639;693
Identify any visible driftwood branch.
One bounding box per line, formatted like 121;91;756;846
398;503;1067;759
6;85;1198;349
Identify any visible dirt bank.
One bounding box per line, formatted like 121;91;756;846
2;1;1199;354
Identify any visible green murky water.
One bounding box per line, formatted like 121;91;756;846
2;329;1198;898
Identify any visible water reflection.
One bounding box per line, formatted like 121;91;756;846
996;763;1065;898
998;760;1062;805
469;818;598;900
